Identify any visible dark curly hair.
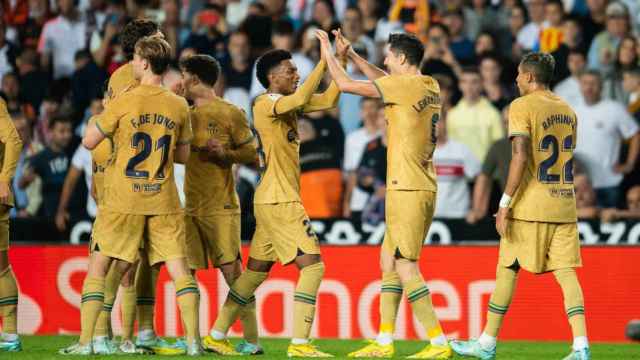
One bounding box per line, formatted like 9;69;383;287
121;19;159;61
256;49;292;89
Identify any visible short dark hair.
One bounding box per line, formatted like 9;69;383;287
256;49;292;89
49;113;72;130
179;54;221;87
135;36;171;75
622;67;640;77
568;48;586;58
121;19;159;60
520;52;556;86
388;33;424;66
579;68;602;82
461;66;481;76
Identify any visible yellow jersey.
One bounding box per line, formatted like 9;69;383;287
185;97;255;216
97;84;193;215
373;74;439;192
508;90;577;223
0;98;22;207
106;63;138;103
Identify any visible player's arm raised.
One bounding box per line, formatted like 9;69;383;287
336;29;387;81
273;60;327;115
317;30;380;99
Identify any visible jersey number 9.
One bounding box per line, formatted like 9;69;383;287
126;132;172;180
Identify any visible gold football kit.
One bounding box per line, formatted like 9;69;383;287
373;74;441;260
94;84;192;265
502;90;580;273
251;60;340;264
0;99;22;250
184;97;256;269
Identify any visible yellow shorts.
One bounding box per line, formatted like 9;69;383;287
499;219;582;274
91;210;187;266
250;202;320;264
382;190;435;261
0;206;9;251
185;214;241;270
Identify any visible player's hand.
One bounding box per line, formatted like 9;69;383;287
342;203;352;218
465;209;481;225
495;207;510;238
600;208;618;223
332;29;351;59
0;181;10;204
207;138;226;159
315;30;332;58
55;210;69;231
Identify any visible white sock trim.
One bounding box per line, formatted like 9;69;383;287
291;338;309;345
478;332;497;351
376;332;393;346
210;330;226;340
573;336;589;351
137;329;155;340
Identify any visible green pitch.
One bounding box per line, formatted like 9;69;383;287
9;336;639;359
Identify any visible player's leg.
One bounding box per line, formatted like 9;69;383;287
0;250;19;352
348;247;399;358
147;214;201;355
135;251;160;344
92;261;127;355
0;207;19;352
119;262;138;343
219;259;262;355
554;268;590;360
205;256;272;355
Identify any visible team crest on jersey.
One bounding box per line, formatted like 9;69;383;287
207;122;217;136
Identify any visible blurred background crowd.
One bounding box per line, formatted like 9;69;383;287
2;0;640;240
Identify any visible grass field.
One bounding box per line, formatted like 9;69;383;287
6;336;639;359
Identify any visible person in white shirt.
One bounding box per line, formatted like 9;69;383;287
516;0;548;51
574;69;640;208
342;97;381;220
554;49;586;107
38;0;88;79
55;144;96;232
433;112;482;219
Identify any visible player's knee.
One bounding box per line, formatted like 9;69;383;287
294;251;322;269
120;266;136;287
165;258;190;280
553;268;584;302
300;260;325;278
247;257;274;273
379;250;395;273
0;250;9;272
220;261;242;285
394;258;419;284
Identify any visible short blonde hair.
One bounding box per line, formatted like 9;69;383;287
134;36;172;75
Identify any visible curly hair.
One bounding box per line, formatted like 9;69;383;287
121;19;160;61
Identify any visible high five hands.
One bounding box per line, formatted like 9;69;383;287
315;28;350;61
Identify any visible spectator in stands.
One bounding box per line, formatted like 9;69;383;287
468;105;511;224
442;10;475;65
357;108;387;226
623;67;640;120
160;0;187;58
299;111;345;219
603;35;638;102
601;185;640;222
19;114;72;218
309;0;340;35
71;50;107;122
342;97;381;220
587;1;631;74
341;6;376;63
574;70;640;208
504;4;527;60
479;53;515;110
356;0;383;40
0;72;35;121
575;173;599;220
539;0;565;54
222;30;253;92
447;66;503;163
517;0;547;52
89;0;126;68
10;112;43;218
0;18;19;85
16;48;48;113
474;31;498;58
422;23;462;81
466;0;500;42
183;4;227;59
38;0;88;79
55;140;96;231
554;49;587;107
249;19;313;98
551;16;587;80
433;110;481;219
580;0;607;47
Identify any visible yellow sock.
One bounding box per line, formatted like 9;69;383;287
0;267;18;334
94;263;125;338
484;266;518;337
404;275;446;346
554;268;587;338
120;285;137;341
175;276;200;342
79;277;105;344
239;300;258;344
135;260;158;332
293;262;325;340
380;271;402;335
213;269;267;334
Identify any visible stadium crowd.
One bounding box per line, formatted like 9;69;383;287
1;0;640;240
